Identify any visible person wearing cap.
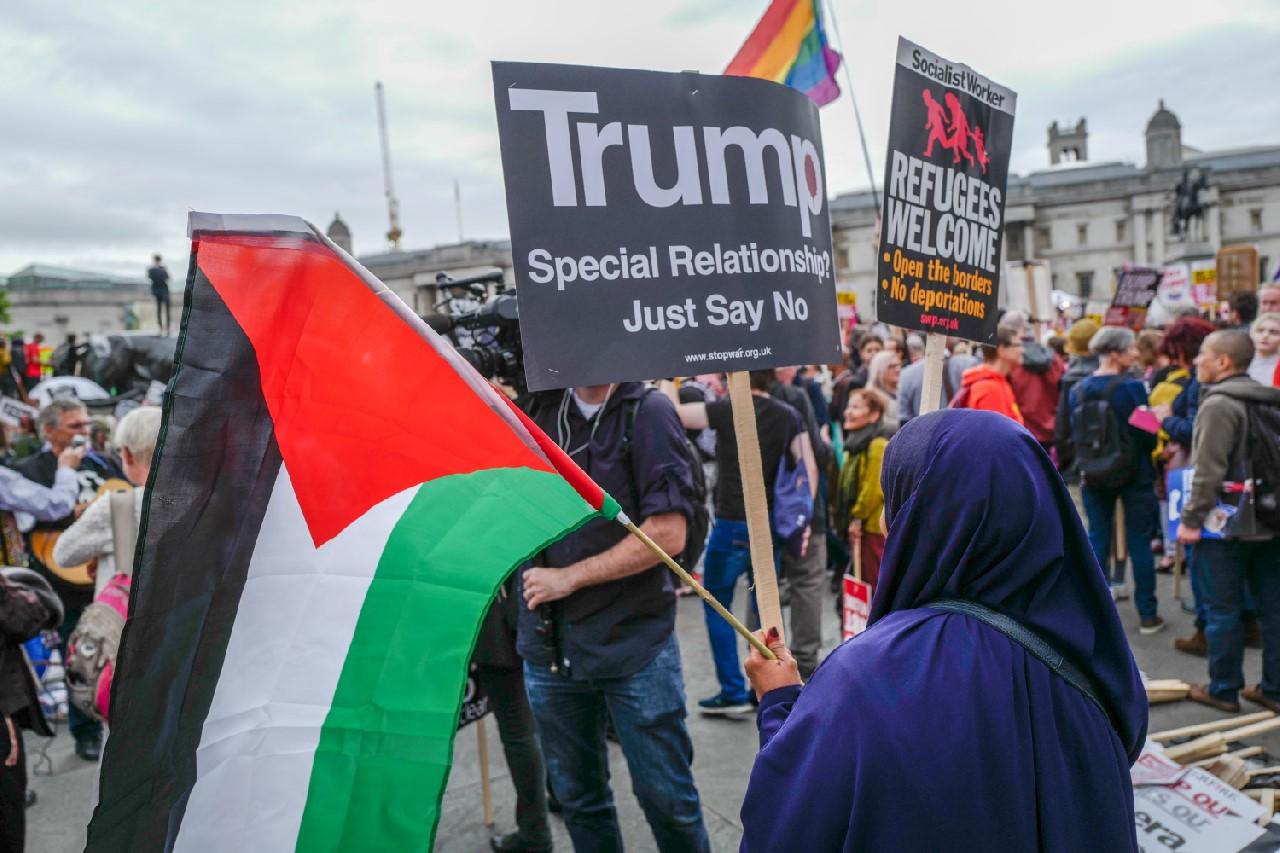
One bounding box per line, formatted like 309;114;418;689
1052;319;1101;476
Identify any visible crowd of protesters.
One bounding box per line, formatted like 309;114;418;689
6;284;1279;852
460;281;1280;851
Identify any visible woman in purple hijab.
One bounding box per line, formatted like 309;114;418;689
740;410;1147;851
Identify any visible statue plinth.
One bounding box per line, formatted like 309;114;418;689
1164;238;1215;266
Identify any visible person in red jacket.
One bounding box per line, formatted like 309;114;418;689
22;334;43;390
958;326;1025;425
1003;312;1065;449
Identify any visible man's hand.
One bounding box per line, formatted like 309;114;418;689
1152;403;1173;421
847;519;862;542
744;627;802;700
73;502;90;519
57;446;85;470
523;567;578;609
1177;523;1202;544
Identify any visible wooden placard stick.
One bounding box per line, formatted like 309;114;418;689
1026;264;1043;341
1222;716;1280;741
1165;716;1280;763
726;370;784;638
1255;789;1277;824
1194;746;1265;766
918;333;948;416
1173;544;1184;600
1187;747;1269;768
1163;733;1227;763
1151;711;1274;742
1228;745;1267;760
1246;765;1280;780
1144;679;1191;690
622;517;775;659
477;717;494;828
1114;501;1127;564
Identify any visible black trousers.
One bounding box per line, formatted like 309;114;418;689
476;665;550;844
155;294;171;334
0;731;24;853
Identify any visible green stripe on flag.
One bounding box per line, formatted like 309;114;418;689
295;467;598;851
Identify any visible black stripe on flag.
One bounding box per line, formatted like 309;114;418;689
86;251;284;852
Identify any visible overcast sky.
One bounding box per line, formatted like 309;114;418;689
3;0;1277;279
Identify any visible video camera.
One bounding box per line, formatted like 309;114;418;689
423;271;526;395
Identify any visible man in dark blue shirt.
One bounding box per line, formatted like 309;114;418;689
148;254;171;336
518;381;709;853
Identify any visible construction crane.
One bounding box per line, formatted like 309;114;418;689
374;81;402;250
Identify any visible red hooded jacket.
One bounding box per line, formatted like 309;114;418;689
959;365;1025;426
1009;355;1065;442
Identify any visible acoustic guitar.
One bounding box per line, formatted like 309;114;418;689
30;479;133;587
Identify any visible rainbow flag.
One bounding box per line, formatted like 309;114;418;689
725;0;842;106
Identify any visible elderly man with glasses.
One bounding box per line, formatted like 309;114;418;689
14;398;124;761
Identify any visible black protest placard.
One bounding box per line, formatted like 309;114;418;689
1105;265;1162;329
493;62;840;391
876;38;1017;344
457;665;490;730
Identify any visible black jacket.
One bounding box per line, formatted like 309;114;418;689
0;570;62;736
473;575;522;670
516;383;697;680
1053;354;1100;471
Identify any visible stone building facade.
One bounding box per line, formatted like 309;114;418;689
832;101;1280;318
0;264;150;340
357;239;514;317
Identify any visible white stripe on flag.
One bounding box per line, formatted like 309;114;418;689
173;466;417;852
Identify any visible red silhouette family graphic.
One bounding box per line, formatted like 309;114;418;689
922;88;990;175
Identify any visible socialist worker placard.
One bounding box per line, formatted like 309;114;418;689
876;38;1017;344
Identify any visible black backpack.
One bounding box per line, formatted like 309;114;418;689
1071;377;1137;490
622;391;711;571
1244;402;1280;532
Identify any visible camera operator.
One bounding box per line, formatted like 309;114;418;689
518;382;709;853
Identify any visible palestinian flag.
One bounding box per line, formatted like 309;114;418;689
87;213;622;851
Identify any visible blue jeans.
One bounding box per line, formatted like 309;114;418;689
1082;483;1159;618
1189;545;1257;632
1197;538;1280;701
1189;544;1208;630
701;518;754;702
524;634;709;853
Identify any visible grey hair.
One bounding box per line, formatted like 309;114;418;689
36;398;87;437
1001;310;1028;335
114;406;163;466
1089;326;1135;356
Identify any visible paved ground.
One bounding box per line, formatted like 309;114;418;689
26;563;1280;852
